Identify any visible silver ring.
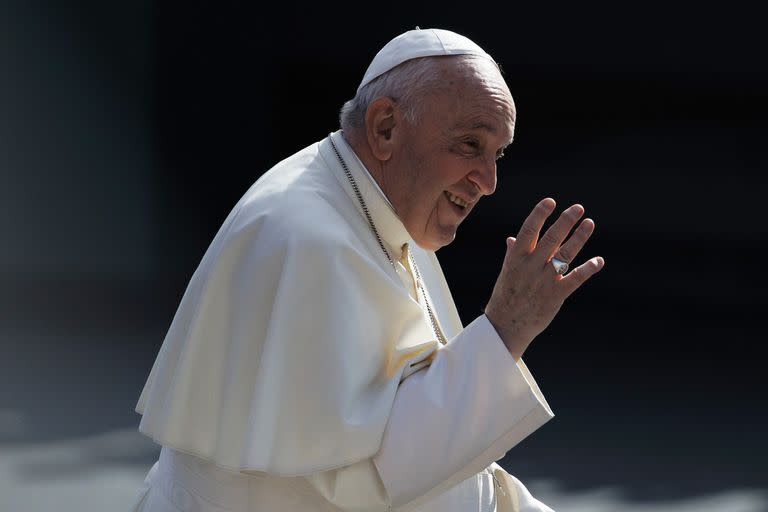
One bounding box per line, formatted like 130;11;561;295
551;257;569;275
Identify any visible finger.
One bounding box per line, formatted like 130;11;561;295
559;256;605;297
549;218;595;267
500;236;517;268
514;198;556;255
534;203;584;263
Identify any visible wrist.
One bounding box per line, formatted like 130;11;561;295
483;311;531;361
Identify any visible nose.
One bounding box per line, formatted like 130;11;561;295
468;159;497;196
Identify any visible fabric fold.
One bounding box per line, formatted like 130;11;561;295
133;133;556;512
136;140;439;475
372;315;554;509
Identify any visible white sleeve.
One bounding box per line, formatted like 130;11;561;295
491;462;556;512
306;314;554;511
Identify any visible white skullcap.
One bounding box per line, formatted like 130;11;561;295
357;27;493;91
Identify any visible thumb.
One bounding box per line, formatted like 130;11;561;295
503;236;518;266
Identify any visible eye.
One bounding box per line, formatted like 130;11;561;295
462;139;480;151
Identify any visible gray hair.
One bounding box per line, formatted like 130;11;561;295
339;54;495;136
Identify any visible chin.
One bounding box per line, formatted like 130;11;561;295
414;231;457;251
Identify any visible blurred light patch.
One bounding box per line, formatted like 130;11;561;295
529;480;768;512
0;429;766;512
0;429;158;511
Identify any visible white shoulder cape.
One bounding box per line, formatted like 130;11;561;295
135;138;450;475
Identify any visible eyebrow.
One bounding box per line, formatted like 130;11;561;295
449;121;514;147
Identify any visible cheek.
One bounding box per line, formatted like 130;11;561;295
431;157;471;190
421;170;452;207
410;152;468;213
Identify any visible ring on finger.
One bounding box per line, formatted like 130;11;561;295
551;257;569;275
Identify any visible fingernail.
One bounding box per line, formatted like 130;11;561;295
541;198;556;210
595;257;604;268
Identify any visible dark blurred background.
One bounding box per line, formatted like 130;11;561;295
1;1;766;510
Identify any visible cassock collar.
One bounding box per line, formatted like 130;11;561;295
324;130;412;260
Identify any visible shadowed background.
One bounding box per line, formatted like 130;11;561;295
1;1;766;510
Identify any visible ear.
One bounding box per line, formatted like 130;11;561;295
364;97;399;162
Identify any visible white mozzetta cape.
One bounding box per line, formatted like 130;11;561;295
135;131;555;511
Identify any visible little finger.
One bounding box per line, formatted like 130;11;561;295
560;256;605;297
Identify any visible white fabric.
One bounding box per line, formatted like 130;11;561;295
358;28;493;91
372;315;553;509
348;144;397;212
130;450;554;512
132;130;555;511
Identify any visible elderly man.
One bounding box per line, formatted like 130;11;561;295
131;28;604;512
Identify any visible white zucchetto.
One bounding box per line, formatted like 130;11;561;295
358;27;494;91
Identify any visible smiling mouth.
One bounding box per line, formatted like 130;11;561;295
445;191;469;210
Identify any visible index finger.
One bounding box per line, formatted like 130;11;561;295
514;198;556;254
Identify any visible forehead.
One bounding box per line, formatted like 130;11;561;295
437;58;516;142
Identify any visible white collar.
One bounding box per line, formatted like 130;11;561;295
346;139;397;212
324;130;412;260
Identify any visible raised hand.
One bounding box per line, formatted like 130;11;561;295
484;198;605;360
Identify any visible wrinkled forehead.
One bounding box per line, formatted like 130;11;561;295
446;58;517;141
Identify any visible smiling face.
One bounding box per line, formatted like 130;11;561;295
371;57;516;250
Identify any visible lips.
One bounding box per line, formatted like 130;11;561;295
444;191;469;209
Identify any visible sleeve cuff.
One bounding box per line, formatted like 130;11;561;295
477;314;554;420
373;314;555;509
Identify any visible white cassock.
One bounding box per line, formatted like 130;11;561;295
130;130;556;512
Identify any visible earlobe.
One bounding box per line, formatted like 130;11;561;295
365;97;398;162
